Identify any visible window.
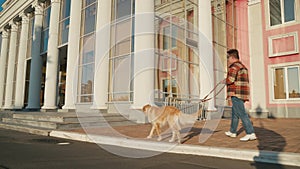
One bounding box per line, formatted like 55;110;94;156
78;0;98;103
273;66;300;100
27;14;34;59
0;33;2;55
59;0;71;45
41;1;51;53
155;0;200;102
269;0;295;26
12;23;22;105
109;0;135;102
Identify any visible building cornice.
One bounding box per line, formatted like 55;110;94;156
0;0;35;30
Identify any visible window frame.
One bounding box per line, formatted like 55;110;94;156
269;62;300;103
267;0;297;28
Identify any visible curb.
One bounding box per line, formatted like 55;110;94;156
50;130;300;167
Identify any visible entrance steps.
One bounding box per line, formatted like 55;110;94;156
0;111;136;136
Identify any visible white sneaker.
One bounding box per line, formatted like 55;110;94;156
225;131;237;138
240;133;257;141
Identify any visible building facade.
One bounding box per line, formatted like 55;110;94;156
0;0;299;121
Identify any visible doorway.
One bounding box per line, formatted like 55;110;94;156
57;46;67;108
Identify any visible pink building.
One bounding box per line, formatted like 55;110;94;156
240;0;299;117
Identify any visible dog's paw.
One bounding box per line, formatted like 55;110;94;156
168;139;175;142
147;135;152;139
157;137;162;141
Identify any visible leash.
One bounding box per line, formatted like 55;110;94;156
201;79;226;103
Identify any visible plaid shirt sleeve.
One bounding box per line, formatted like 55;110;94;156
226;61;250;101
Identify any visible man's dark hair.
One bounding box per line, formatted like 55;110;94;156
227;49;239;60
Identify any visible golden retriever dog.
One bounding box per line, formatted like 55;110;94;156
142;104;201;143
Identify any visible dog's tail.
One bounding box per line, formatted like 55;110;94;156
178;108;201;125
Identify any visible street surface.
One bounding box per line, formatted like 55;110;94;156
0;128;298;169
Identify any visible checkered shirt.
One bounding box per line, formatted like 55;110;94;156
226;61;250;101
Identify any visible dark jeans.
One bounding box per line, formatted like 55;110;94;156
230;96;254;134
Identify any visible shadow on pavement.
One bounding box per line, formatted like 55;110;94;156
244;118;287;169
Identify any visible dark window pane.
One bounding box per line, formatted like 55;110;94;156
270;0;282;26
284;0;295;22
117;0;132;19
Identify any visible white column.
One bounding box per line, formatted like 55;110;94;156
248;1;269;117
42;0;61;110
91;0;111;109
62;0;82;110
0;30;10;108
131;0;155;123
198;0;216;111
14;13;30;109
3;22;19;109
26;2;44;110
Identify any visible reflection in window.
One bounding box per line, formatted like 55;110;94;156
59;0;71;45
77;0;98;103
269;0;295;26
155;0;199;102
41;1;51;53
273;66;300;100
109;0;134;102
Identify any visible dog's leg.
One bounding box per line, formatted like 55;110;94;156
147;124;155;139
155;124;162;141
169;131;176;142
176;131;181;143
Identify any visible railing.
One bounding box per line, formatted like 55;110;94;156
163;97;207;120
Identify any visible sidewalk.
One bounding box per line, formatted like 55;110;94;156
50;118;300;166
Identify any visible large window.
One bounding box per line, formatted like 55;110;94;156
109;0;135;102
154;0;199;102
0;32;2;55
41;1;51;53
59;0;71;45
2;31;10;106
273;65;300;100
269;0;295;26
12;23;21;105
78;0;97;103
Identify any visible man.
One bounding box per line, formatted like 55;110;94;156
224;49;256;141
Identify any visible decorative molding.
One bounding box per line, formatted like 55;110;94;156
268;32;299;57
51;0;62;3
9;21;20;32
32;1;44;15
213;0;224;15
1;30;10;38
20;13;30;24
248;0;261;6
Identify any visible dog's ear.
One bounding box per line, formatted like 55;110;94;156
142;104;151;113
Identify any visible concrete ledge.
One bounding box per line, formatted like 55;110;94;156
50;130;300;167
0;123;50;136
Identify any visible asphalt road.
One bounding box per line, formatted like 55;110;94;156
0;128;298;169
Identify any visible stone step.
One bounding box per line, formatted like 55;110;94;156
13;113;129;123
2;118;133;130
0;122;51;136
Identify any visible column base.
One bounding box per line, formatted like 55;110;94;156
249;109;269;118
41;105;57;111
2;105;14;110
62;105;76;110
13;106;24;110
90;104;107;110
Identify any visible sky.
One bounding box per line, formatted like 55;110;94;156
0;0;5;12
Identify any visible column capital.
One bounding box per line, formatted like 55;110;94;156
1;30;9;38
51;0;61;4
20;13;30;24
9;22;19;32
32;1;44;15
